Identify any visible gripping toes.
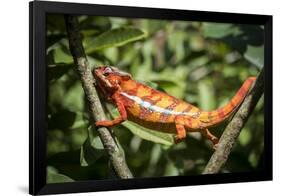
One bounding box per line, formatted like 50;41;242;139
95;120;115;127
201;128;219;146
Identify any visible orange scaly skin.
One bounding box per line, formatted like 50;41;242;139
93;66;256;146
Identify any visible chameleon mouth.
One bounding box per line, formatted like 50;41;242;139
100;75;112;88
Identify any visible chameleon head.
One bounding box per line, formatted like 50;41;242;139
93;66;132;95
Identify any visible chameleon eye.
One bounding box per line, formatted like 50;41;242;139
103;67;112;76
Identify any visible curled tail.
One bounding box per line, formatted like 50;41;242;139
199;77;256;127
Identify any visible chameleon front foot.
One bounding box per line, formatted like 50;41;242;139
95;120;115;127
95;118;124;127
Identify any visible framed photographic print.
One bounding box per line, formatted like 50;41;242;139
29;0;272;195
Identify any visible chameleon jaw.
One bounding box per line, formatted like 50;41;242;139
94;70;113;88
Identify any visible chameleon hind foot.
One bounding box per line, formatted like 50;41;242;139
200;128;219;147
174;123;187;143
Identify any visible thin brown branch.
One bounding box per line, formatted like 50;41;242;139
64;15;133;178
203;68;264;174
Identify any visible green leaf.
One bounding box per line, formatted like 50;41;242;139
53;45;73;64
142;81;159;90
198;80;216;111
139;19;167;34
63;82;85;112
84;27;147;53
48;110;76;130
164;160;179;176
167;31;187;62
80;137;104;167
47;63;72;81
79;16;111;32
151;79;179;88
47;14;66;32
244;45;264;68
123;121;174;146
140;81;166;93
80;127;105;167
47;34;66;49
150;79;185;99
239;128;251;146
202;23;241;39
110;108;174;146
150;65;189;99
47;167;74;183
47;173;74;183
71;112;89;129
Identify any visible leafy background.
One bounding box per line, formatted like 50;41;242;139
46;14;264;183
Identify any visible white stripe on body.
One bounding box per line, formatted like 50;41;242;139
120;92;197;117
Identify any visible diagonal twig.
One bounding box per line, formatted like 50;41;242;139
203;68;264;174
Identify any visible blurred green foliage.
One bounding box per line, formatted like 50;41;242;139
46;14;264;183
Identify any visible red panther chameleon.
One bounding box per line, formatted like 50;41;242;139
93;66;256;147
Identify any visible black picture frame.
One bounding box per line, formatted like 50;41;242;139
29;1;273;195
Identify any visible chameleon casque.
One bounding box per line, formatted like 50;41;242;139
93;66;256;146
